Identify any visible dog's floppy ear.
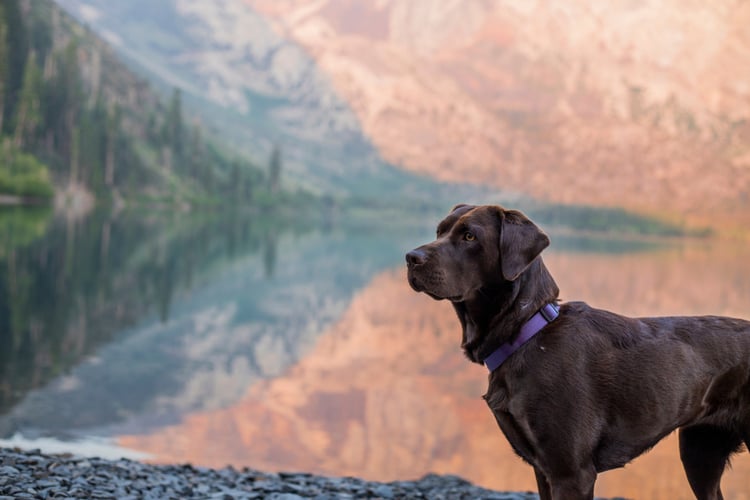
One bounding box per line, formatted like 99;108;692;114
497;208;550;281
449;203;472;214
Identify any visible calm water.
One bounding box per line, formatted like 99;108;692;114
1;205;750;499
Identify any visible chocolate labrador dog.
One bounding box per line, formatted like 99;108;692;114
406;204;750;500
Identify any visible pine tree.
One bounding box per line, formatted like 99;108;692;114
230;160;241;200
13;52;42;149
59;41;82;173
104;103;120;186
165;87;183;162
69;125;80;186
0;5;8;133
187;123;204;181
2;0;27;136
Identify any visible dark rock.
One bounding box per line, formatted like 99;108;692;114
0;465;19;476
0;446;551;500
267;494;306;500
91;490;116;499
370;484;395;499
35;479;59;488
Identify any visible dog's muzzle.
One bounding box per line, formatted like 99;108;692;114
405;248;428;292
405;248;427;267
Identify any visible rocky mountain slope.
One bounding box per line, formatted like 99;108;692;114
53;0;480;206
248;0;750;231
1;0;270;204
52;0;750;230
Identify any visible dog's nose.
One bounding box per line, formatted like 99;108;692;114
406;249;427;266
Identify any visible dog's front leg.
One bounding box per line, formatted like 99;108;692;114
534;467;552;500
548;465;596;500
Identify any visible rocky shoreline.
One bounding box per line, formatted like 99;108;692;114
0;447;538;499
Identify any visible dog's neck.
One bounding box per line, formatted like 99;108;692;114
454;257;560;364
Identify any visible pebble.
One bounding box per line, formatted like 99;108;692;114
0;466;19;476
0;447;542;499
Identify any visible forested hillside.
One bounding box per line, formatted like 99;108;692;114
0;0;280;206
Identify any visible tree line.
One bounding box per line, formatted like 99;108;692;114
0;0;285;206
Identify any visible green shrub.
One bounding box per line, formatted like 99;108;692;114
0;149;54;198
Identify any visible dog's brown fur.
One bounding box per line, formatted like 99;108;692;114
406;204;750;500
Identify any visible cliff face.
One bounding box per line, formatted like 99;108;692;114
52;0;750;228
248;0;750;230
53;0;463;205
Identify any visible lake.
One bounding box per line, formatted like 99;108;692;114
1;204;749;499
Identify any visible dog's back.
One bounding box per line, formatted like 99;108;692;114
518;302;750;473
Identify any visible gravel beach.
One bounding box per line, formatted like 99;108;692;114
0;447;538;499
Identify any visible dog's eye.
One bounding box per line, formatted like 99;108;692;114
464;232;476;241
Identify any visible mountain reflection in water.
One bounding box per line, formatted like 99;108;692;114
2;206;750;499
119;242;750;500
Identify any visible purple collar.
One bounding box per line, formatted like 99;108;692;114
483;303;560;372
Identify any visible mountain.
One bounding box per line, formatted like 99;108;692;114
53;0;475;205
244;0;750;231
0;0;272;205
53;0;750;230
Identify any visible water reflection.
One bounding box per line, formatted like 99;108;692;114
0;206;429;438
120;240;750;500
2;205;750;499
0;206;299;417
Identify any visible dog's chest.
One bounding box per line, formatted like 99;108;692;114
483;383;541;465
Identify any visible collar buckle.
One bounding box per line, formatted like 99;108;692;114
483;302;560;373
539;303;559;322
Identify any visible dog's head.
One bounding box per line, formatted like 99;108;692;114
406;204;550;303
